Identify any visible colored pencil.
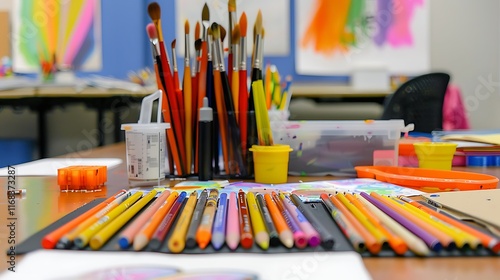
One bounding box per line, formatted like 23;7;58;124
74;191;143;249
356;194;429;256
226;192;241;250
246;192;269;250
290;194;335;249
280;193;321;247
185;189;208;249
56;190;131;248
118;190;171;249
168;191;198;253
238;189;254;249
264;193;293;248
336;193;387;247
272;192;307;248
345;193;407;255
196;189;219;249
256;193;280;246
211;193;228;250
42;189;127;249
90;190;157;250
133;191;179;251
360;192;442;251
150;191;187;251
321;193;366;252
414;199;500;253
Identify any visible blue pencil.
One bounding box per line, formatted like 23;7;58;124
211;192;228;250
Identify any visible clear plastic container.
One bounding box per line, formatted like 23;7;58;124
271;120;410;176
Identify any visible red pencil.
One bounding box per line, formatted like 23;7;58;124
238;189;253;248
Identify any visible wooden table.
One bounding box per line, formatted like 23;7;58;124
1;142;499;279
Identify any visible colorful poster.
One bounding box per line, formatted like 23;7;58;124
295;0;429;75
11;0;102;73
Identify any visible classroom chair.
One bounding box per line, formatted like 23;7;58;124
381;72;450;133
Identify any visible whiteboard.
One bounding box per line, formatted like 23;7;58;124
295;0;430;75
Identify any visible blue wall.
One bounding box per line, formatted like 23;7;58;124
87;0;348;83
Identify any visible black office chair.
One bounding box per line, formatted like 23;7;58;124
381;72;450;133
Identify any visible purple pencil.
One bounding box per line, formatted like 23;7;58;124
272;192;307;249
280;193;321;247
360;192;442;251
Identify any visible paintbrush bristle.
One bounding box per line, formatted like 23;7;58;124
262;27;265;39
195;38;202;51
146;23;157;40
185;20;190;34
147;2;161;21
202;3;210;21
207;26;212;36
195;21;201;40
220;25;226;42
228;0;236;12
255;10;263;35
171;39;176;49
211;22;220;40
231;24;240;45
239;12;247;38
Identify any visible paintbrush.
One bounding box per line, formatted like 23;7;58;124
172;39;185;132
148;2;186;176
192;38;202;144
231;24;240;122
228;0;237;87
195;3;210;174
247;10;263;176
212;22;247;177
238;12;249;161
183;20;193;174
146;23;179;176
206;26;220;175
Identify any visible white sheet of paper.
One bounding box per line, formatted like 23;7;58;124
0;158;122;176
0;249;372;280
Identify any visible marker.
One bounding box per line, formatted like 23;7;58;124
196;189;219;249
185;189;208;249
211;192;228;250
280;193;321;247
198;97;213;181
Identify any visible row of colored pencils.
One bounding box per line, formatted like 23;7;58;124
41;189;333;251
321;192;500;256
144;1;292;178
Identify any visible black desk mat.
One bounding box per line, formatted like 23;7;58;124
15;198;499;257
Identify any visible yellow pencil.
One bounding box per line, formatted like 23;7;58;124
168;191;198;253
355;194;429;256
74;191;143;248
89;190;157;250
246;192;269;250
391;197;479;249
336;193;387;246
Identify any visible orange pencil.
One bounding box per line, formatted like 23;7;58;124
41;189;127;249
345;193;407;255
117;190;171;249
371;193;456;250
196;189;219;249
329;194;381;254
133;191;179;251
263;193;293;248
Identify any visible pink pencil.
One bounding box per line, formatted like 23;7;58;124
117;190;171;249
280;193;321;247
226;192;240;250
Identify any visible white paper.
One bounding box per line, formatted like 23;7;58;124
174;0;290;57
0;250;372;280
295;0;430;75
0;158;122;176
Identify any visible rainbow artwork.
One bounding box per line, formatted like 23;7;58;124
295;0;429;75
12;0;102;73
